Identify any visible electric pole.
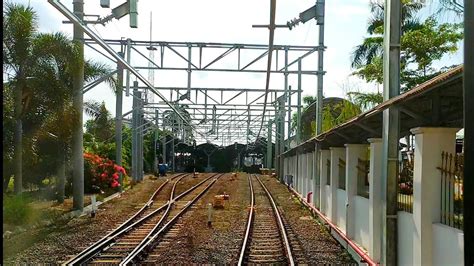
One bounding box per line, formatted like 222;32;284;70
381;0;401;264
72;0;85;211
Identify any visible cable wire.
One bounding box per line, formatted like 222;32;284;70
256;0;276;140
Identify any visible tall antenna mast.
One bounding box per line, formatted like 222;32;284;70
146;11;157;103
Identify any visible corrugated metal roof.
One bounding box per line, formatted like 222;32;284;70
283;65;464;156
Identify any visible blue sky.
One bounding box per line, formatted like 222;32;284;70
9;0;464;119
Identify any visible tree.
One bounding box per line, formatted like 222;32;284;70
351;1;463;91
3;2;39;194
291;96;362;140
3;3;116;198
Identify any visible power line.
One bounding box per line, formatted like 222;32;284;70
256;0;276;140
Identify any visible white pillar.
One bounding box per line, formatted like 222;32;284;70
410;127;460;266
329;147;345;222
345;144;368;239
368;138;382;262
319;149;330;215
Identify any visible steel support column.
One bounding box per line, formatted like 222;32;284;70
314;0;325;208
154;109;159;173
72;0;84;210
463;0;473;264
266;119;273;168
297;60;302;144
138;91;144;180
115;52;124;191
162;112;167;165
381;0;401;264
132;87;140;181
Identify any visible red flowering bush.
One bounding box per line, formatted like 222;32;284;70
84;152;127;193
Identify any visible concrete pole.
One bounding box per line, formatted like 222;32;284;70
115;52;124;191
72;0;84;211
464;0;473;264
314;0;325;209
381;0;401;264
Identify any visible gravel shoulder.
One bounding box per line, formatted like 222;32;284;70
2;174;198;265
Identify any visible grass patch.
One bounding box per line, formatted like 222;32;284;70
3;194;33;225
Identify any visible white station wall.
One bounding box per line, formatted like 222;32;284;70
324;185;331;216
432;223;464;266
353;196;370;250
398;211;416;265
337;189;347;233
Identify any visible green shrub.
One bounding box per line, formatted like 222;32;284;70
3;195;33;225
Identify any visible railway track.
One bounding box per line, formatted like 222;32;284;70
238;174;306;265
63;173;214;265
120;173;225;265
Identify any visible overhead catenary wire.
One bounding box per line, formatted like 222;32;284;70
256;0;277;140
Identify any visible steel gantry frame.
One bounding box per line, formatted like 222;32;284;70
48;0;324;210
80;37;322;174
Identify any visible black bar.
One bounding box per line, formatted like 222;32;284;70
463;0;473;264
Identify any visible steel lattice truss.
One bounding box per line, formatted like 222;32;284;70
84;38;320;146
85;39;320;146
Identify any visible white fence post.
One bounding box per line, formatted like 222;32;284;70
330;147;345;223
368;138;382;262
410;127;460;266
320;149;330;215
345;144;368;239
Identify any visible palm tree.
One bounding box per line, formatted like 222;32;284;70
3;2;116;198
3;2;39;194
351;0;424;69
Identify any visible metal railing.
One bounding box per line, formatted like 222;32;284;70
398;151;414;213
438;151;464;230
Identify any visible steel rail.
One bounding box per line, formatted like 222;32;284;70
115;171;198;265
73;173;215;265
255;174;295;266
62;173;185;265
120;173;225;265
237;174;255;265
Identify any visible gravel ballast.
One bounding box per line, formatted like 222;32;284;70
2;174;205;265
